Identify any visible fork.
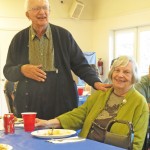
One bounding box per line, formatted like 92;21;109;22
0;131;4;138
46;136;85;143
51;127;54;135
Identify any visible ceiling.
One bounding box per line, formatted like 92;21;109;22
49;0;95;20
1;0;150;20
0;0;96;20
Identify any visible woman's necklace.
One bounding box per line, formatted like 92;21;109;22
113;91;125;97
113;86;133;97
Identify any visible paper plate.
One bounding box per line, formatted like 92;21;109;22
0;144;13;150
15;118;23;124
31;129;76;139
14;118;24;128
14;124;24;128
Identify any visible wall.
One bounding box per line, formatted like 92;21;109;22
51;18;93;51
93;10;150;80
92;0;150;81
0;0;94;19
93;0;150;19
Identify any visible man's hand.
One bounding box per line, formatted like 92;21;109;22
21;64;47;82
94;82;112;91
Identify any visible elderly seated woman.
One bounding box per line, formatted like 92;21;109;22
35;55;149;150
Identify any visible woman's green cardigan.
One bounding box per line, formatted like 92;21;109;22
57;87;149;150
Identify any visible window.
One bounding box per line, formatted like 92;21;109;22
113;26;150;76
138;26;150;75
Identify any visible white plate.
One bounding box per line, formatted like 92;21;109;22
15;118;23;124
31;129;76;139
82;91;90;96
0;144;13;150
14;118;24;128
15;124;24;128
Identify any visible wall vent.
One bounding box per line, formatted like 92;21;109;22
69;0;84;19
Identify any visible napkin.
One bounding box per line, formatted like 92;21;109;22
0;119;4;130
82;91;90;96
47;136;85;144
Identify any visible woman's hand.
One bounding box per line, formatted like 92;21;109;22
35;118;61;128
35;118;49;127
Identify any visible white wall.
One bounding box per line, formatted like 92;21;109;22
92;8;150;80
0;0;94;20
93;0;150;19
51;18;93;51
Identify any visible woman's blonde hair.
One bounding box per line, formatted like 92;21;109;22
108;55;140;84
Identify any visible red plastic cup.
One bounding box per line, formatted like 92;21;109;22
77;87;84;96
21;112;37;132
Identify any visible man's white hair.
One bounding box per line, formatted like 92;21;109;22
24;0;50;12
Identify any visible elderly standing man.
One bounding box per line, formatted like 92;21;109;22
3;0;111;120
35;55;149;150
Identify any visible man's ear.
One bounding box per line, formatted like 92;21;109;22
26;12;30;19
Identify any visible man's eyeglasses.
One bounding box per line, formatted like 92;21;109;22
28;6;49;12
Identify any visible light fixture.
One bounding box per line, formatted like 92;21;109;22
69;0;84;19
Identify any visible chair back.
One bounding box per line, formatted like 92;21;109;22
142;118;150;150
4;90;12;113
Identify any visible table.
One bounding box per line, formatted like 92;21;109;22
78;95;88;106
0;128;125;150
